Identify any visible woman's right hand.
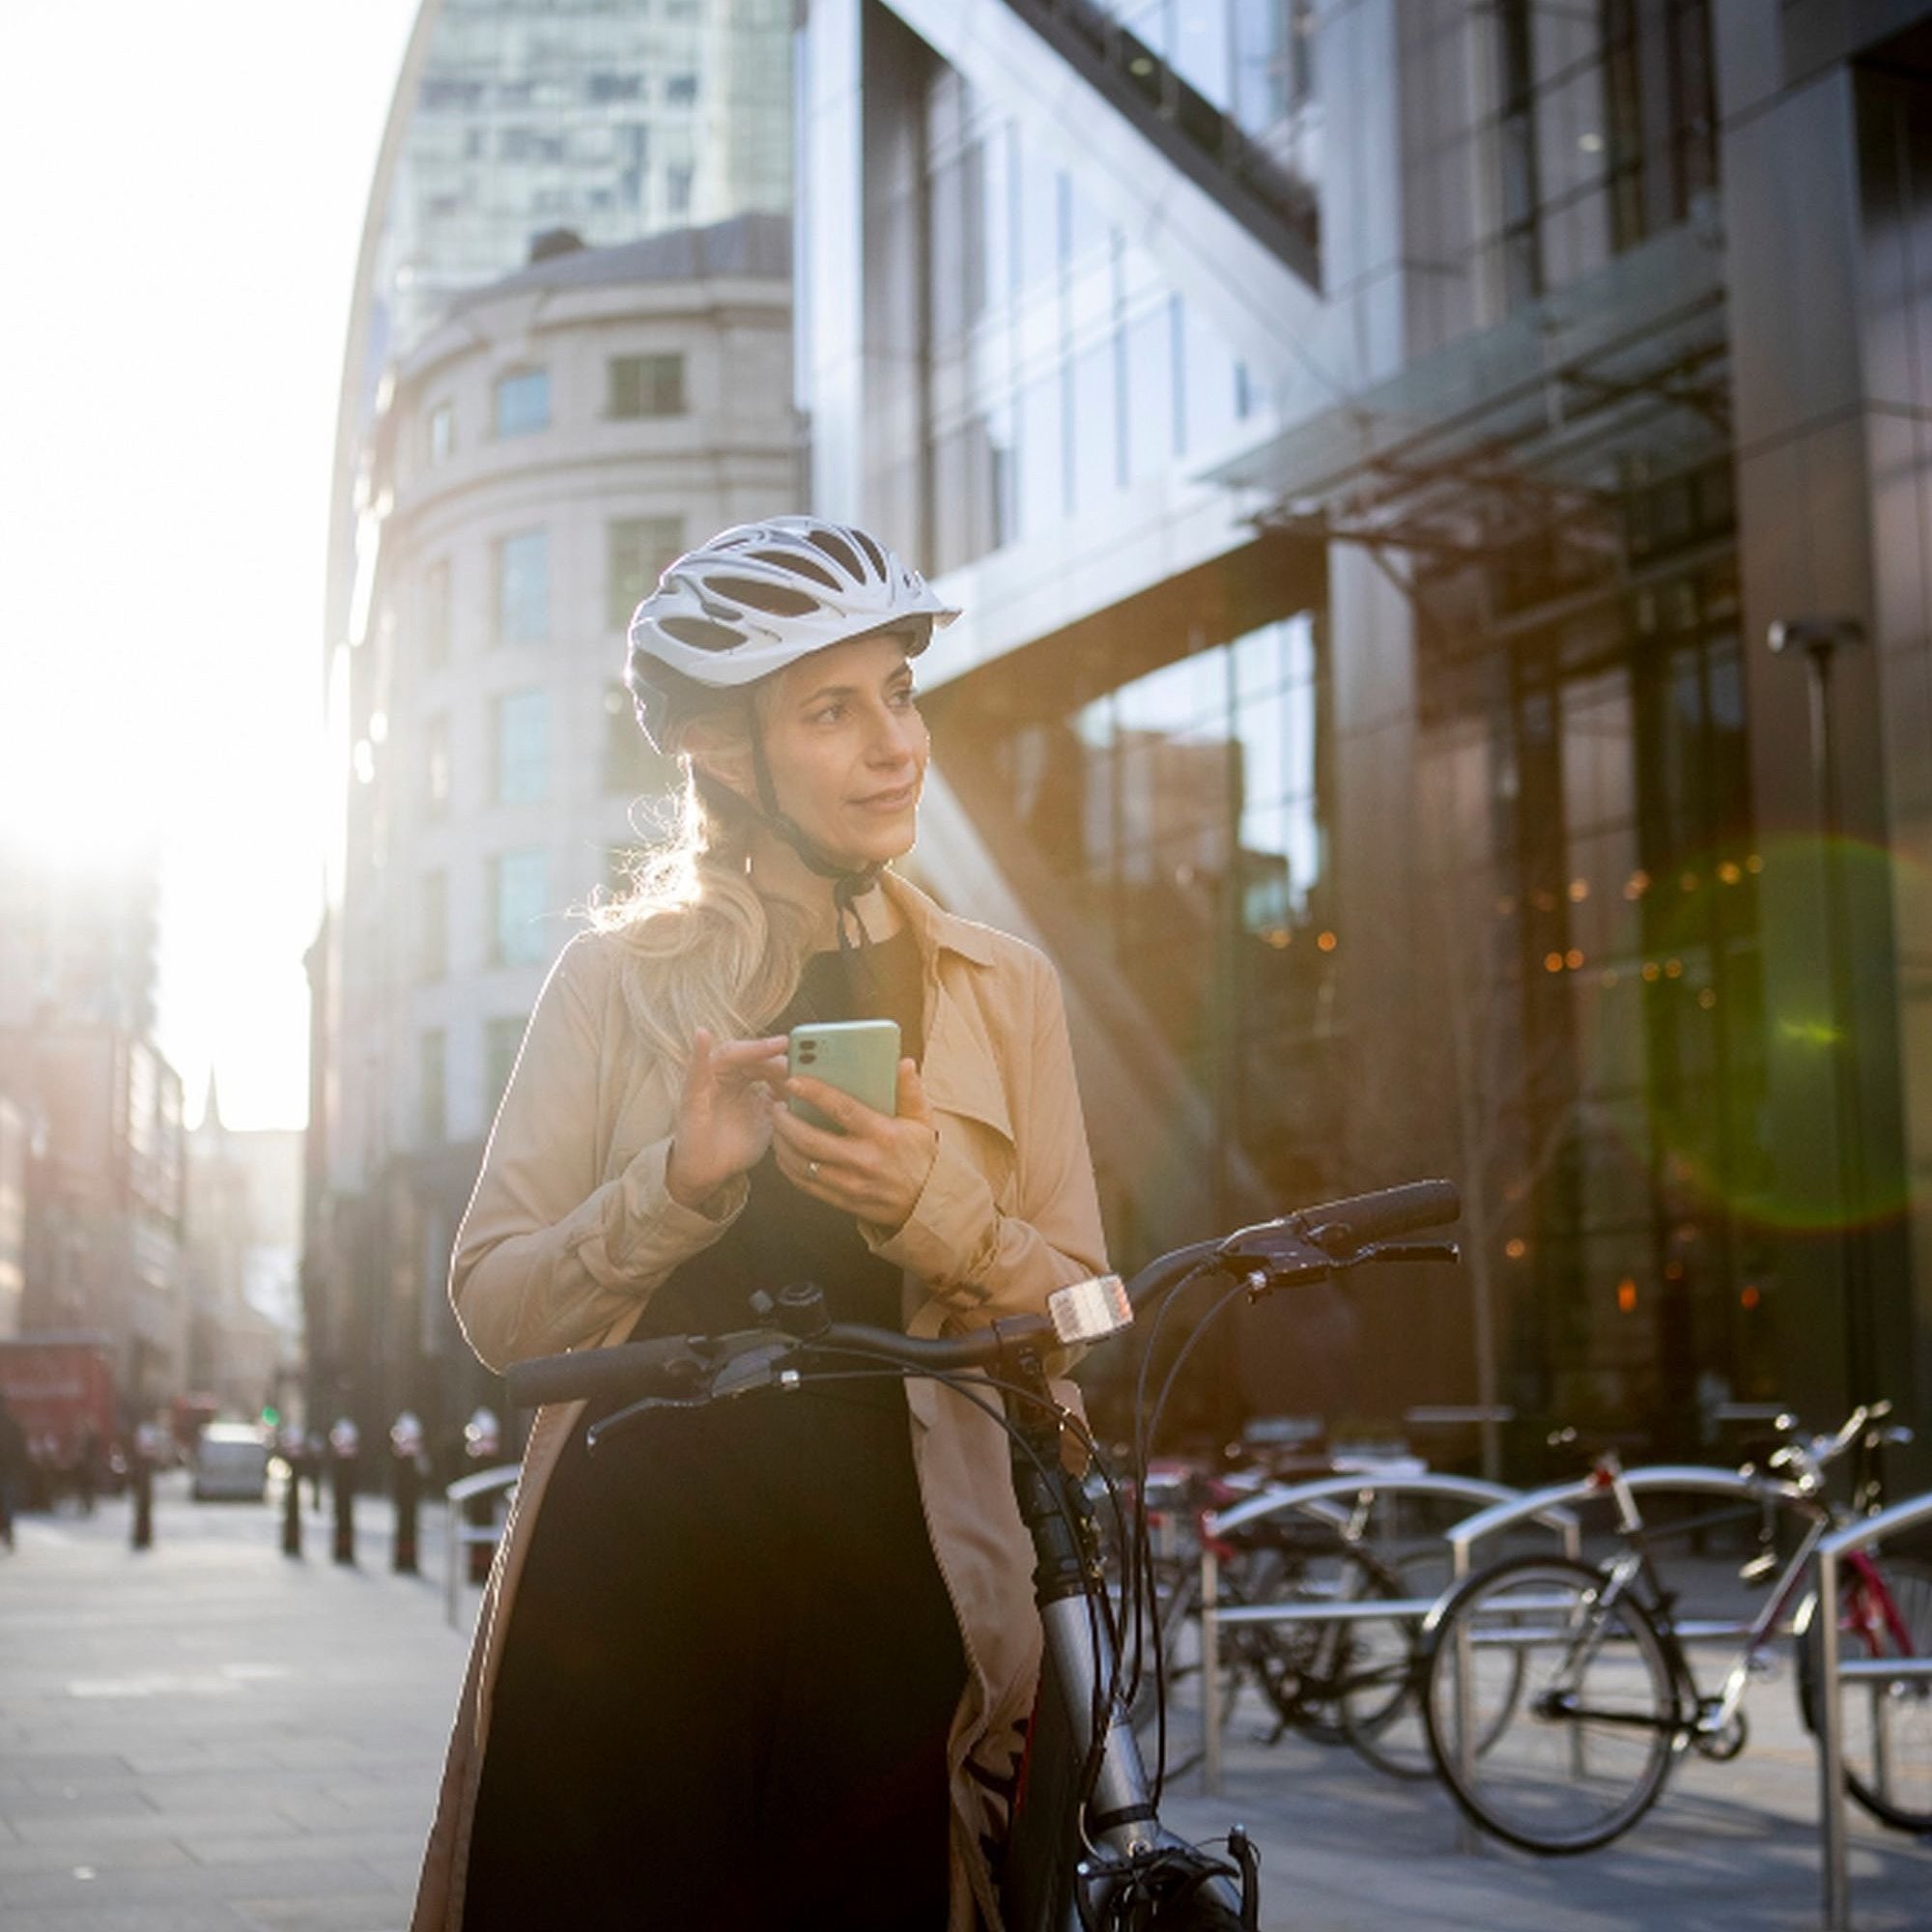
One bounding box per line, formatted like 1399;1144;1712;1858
665;1029;789;1212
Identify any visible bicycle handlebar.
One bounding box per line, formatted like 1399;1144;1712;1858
503;1179;1463;1413
1279;1178;1463;1251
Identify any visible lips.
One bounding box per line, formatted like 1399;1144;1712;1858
854;779;920;810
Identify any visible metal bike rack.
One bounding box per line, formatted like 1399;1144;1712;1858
1434;1466;1817;1855
1197;1473;1544;1795
1814;1491;1932;1931
443;1465;520;1628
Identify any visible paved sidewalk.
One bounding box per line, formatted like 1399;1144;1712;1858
2;1482;1929;1929
0;1473;467;1932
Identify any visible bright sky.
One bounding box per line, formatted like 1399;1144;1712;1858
0;1;420;1131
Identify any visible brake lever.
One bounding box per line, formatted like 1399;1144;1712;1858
1353;1239;1461;1266
584;1335;804;1452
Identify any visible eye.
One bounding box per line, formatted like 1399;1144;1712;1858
890;682;919;708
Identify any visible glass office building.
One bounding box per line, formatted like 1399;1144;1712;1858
802;0;1932;1472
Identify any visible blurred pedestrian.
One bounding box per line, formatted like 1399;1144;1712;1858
391;1410;426;1576
329;1416;360;1565
460;1407;499;1586
75;1423;100;1516
0;1391;26;1550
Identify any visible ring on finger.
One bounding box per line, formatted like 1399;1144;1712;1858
808;1159;820;1179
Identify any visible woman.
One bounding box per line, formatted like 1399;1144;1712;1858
411;517;1107;1932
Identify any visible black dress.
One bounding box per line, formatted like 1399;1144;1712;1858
464;929;967;1931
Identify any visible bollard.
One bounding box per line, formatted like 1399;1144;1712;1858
390;1411;424;1576
130;1422;162;1550
463;1407;501;1585
279;1429;304;1558
328;1416;359;1566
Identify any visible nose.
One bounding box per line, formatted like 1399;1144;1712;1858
864;701;922;769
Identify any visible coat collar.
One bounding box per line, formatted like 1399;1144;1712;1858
876;871;1013;1144
878;868;999;967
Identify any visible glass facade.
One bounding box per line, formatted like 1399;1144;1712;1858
980;611;1335;1202
607;514;685;630
368;0;791;369
485;1013;526;1118
494;529;549;645
919;71;1276;575
492;689;549;805
419;867;448;981
609;350;687;418
494;366;551;437
487;848;549;967
419;1027;446;1144
1486;0;1717;310
1412;451;1759;1438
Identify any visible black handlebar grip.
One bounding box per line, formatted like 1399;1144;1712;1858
1296;1179;1462;1245
503;1338;697;1411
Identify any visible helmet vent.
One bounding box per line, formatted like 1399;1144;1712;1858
752;548;839;591
849;527;889;580
661;615;749;653
805;528;864;581
708;575;822;618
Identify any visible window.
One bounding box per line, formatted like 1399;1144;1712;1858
419;869;447;980
604;683;680;797
667;164;694;218
492;689;549;805
419;1029;446;1145
424;713;451;817
607;515;684;629
609;353;686;419
495;530;549;645
422;559;452;668
665;72;698;105
487;849;549;966
495;367;551;439
427;401;455;465
484;1015;526;1119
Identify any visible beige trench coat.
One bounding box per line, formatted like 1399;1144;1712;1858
411;870;1108;1932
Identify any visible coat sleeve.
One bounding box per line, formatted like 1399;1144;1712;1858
864;949;1107;1321
448;936;749;1372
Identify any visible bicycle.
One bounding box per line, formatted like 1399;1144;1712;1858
1416;1403;1931;1855
506;1178;1463;1929
1121;1473;1442;1783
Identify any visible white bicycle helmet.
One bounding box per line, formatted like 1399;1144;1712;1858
625;516;958;742
623;516;959;947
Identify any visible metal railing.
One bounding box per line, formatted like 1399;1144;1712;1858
443;1465;519;1629
1814;1492;1932;1930
1198;1473;1574;1794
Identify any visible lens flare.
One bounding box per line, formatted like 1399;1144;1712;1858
1571;835;1918;1232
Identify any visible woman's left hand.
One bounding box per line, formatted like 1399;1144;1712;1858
770;1059;939;1233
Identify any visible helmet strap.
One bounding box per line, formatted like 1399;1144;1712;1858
746;711;882;958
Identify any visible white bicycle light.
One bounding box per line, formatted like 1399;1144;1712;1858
1047;1274;1133;1347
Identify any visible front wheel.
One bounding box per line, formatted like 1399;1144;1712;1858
1420;1554;1679;1854
1799;1553;1932;1833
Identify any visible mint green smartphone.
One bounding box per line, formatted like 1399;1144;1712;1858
787;1020;900;1132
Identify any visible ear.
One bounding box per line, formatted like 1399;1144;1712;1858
682;716;755;802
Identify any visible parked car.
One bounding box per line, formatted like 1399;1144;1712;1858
192;1423;270;1502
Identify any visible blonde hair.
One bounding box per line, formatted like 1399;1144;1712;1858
586;687;816;1075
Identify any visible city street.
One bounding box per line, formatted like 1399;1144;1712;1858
3;1475;1930;1929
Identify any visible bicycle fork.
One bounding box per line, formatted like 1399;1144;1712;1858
1002;1347;1259;1929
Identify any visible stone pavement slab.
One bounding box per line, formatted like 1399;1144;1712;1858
4;1478;1930;1929
0;1474;466;1932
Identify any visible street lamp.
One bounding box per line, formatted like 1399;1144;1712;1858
1767;615;1873;1406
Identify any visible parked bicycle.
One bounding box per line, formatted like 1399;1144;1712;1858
1120;1472;1443;1782
506;1179;1462;1929
1417;1403;1931;1854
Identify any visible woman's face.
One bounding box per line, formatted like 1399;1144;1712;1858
754;629;928;866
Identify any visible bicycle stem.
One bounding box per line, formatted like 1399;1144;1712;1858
1001;1344;1162;1861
